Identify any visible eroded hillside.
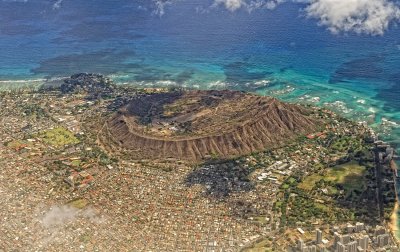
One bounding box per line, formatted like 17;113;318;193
99;90;320;160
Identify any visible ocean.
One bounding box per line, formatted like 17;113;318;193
1;0;400;235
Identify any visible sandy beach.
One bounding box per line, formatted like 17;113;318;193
390;199;399;236
390;160;400;241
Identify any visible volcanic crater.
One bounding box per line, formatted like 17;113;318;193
99;90;319;161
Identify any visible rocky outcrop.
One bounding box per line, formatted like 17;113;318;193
99;90;320;161
60;73;115;96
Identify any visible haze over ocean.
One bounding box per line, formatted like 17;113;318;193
1;1;399;190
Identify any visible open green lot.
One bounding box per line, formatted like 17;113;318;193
5;139;31;149
37;127;80;147
299;161;366;193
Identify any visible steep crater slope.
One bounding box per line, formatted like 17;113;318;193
99;90;320;161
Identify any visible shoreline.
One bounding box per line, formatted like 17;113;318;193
390;200;398;238
2;80;400;236
390;159;400;243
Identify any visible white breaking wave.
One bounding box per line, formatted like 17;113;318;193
0;79;46;84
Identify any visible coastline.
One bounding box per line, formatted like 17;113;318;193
389;199;400;247
388;200;400;235
390;160;400;243
390;199;398;238
1;81;400;238
387;157;400;247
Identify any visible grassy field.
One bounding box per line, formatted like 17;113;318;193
5;139;32;149
70;159;82;167
37;127;80;147
299;161;366;193
243;238;273;252
68;198;88;209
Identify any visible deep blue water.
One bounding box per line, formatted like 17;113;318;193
0;1;399;155
1;2;399;140
0;0;400;141
1;0;400;237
